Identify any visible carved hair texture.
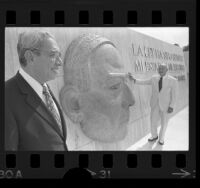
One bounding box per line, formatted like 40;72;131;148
63;34;116;92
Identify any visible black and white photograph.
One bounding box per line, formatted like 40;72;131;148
5;27;189;151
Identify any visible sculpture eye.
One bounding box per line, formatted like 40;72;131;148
49;52;61;59
110;83;121;90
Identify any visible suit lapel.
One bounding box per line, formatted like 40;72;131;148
162;75;169;90
15;72;65;139
155;76;159;92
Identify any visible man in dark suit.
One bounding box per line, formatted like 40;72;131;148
5;30;68;151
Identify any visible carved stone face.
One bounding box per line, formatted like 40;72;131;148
60;35;135;142
78;45;135;142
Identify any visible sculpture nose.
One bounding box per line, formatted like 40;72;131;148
121;84;135;108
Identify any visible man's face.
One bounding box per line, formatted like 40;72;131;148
32;37;62;82
158;64;168;77
78;45;135;142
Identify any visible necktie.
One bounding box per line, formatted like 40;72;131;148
159;76;163;92
42;84;63;134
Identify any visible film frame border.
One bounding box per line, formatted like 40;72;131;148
0;0;196;179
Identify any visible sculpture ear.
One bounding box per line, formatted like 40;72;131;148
59;86;84;124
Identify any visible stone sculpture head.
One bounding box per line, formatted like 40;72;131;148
60;34;135;142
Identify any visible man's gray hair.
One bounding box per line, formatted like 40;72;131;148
17;30;55;66
63;33;116;93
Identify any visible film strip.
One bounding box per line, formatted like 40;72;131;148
0;0;196;179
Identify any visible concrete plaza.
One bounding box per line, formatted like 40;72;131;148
127;106;189;151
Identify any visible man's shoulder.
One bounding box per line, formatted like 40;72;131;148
152;74;160;77
151;75;159;79
167;75;178;81
5;74;20;96
5;75;17;89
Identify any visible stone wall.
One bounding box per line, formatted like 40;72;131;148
183;50;189;81
5;28;188;150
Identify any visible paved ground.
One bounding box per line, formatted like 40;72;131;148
127;106;189;151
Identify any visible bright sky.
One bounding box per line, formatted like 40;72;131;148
129;27;189;48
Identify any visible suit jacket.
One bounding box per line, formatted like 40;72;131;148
135;74;178;112
5;72;68;151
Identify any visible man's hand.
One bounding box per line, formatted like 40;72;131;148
127;72;136;83
167;107;173;113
